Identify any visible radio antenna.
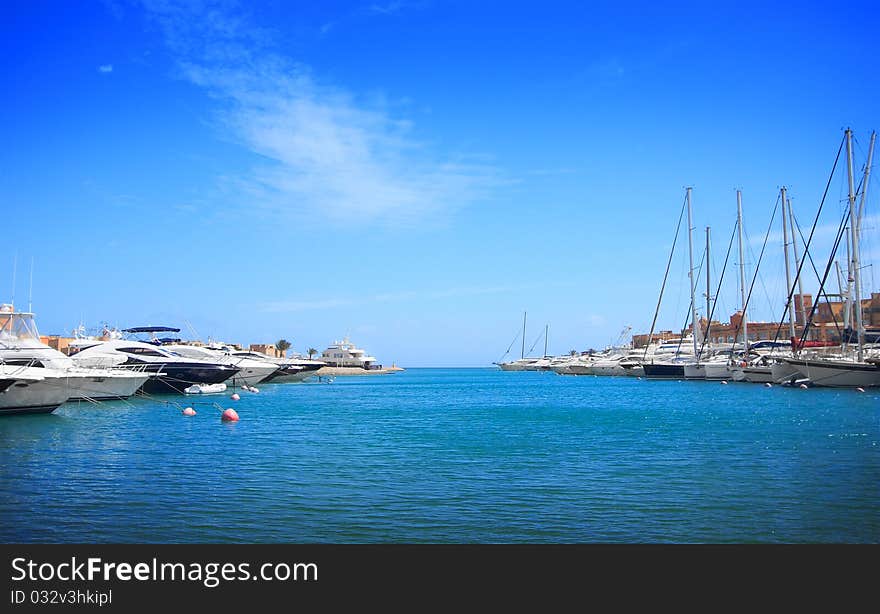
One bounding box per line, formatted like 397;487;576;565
28;257;34;312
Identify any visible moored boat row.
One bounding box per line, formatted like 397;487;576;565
496;129;879;390
0;304;398;416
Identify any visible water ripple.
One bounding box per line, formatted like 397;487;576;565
1;369;878;543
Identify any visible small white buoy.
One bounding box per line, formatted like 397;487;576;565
721;380;728;385
799;383;808;389
764;382;772;388
230;392;240;401
182;407;196;416
856;387;865;393
251;387;259;393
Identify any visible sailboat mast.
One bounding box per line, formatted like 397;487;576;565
705;226;711;346
10;253;17;308
845;128;863;361
521;311;527;359
544;324;549;357
856;132;876;226
736;190;749;347
787;197;807;326
780;186;796;341
27;257;34;313
686;187;699;356
854;132;875;355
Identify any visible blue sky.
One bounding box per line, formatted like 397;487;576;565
2;0;878;366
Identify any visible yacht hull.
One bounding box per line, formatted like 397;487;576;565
0;379;69;416
741;366;774;384
729;365;748;382
770;360;806;384
683;364;706;379
703;362;736;381
0;403;62;415
265;369;314;383
133;364;239;394
782;358;880;388
65;371;152;400
591;364;626;376
264;362;324;383
226;364;279;388
566;364;595;375
642;363;686;379
621;365;645;377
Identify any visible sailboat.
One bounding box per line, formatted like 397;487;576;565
643;187;701;379
738;186;806;384
497;314;552;371
683;224;718;380
780;129;880;387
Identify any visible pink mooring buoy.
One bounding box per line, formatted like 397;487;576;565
230;393;241;401
221;408;239;422
182;407;196;416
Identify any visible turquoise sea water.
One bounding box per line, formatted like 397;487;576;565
1;368;878;543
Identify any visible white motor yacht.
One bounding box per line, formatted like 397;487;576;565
163;344;279;387
0;306;150;401
617;345;659;377
565;357;596;375
548;354;579;375
235;349;326;383
70;338;239;394
211;349;320;383
589;353;628;376
320;337;380;369
0;363;72;415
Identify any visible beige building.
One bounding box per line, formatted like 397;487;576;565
40;336;76;355
632;292;879;348
249;343;282;358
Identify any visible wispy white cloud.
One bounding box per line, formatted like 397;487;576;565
141;0;499;224
98;64;113;73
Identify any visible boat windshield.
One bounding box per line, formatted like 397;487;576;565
0;311;41;344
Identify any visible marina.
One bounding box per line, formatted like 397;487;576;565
4;1;879;557
0;304;403;415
